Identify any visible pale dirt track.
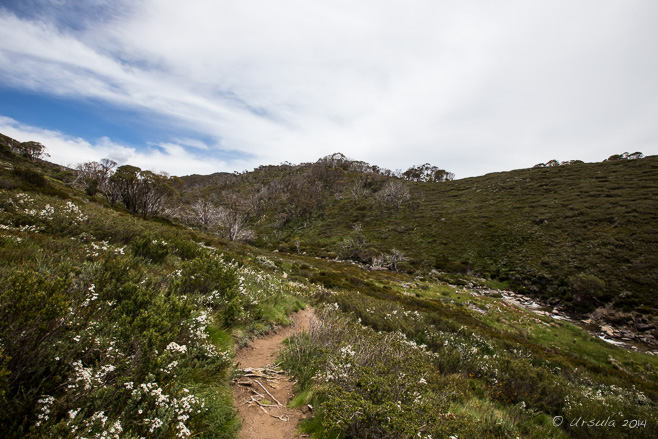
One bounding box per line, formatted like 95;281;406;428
232;307;314;439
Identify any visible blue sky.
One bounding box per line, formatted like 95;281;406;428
0;89;157;145
1;0;657;177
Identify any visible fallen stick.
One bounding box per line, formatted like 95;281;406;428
250;396;277;407
249;388;265;399
242;387;265;399
254;379;283;406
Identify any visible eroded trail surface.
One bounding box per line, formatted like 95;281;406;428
232;308;314;439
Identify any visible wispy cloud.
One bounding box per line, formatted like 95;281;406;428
1;1;657;177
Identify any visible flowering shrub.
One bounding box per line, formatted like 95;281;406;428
282;306;463;439
0;182;314;437
283;285;658;439
0;245;237;437
168;254;241;325
0;192;90;235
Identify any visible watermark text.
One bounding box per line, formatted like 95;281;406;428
552;416;647;429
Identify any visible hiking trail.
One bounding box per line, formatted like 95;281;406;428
232;307;315;439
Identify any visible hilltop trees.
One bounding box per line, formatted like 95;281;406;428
606;151;643;161
402;163;454;182
318;152;349;169
75;158;117;197
108;166;177;217
11;141;49;162
534;152;644;168
533;159;584;168
76;161;177;217
73;153;457;242
0;136;49;161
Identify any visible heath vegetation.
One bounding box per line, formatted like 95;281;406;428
0;133;656;438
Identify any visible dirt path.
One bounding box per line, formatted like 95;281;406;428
232;307;314;439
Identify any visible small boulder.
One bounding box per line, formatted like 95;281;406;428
601;325;615;337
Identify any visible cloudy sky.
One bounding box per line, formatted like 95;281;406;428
1;0;656;178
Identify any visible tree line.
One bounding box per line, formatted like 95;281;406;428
76;159;178;218
74;152;455;243
534;151;644;168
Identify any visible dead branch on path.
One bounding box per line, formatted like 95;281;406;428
254;379;283;406
249;396;278;407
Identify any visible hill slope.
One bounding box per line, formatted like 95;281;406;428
2;133;658;438
0;135;658;439
179;154;658;318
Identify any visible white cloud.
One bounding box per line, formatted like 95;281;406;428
1;0;657;178
0;116;238;175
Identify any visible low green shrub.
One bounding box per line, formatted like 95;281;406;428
285;278;658;439
130;234;169;263
13;166;46;187
169;235;202;260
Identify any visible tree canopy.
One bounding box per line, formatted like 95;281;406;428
402;163;454;182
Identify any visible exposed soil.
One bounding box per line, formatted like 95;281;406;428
232;308;315;439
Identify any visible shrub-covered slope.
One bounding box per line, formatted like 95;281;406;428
179;153;658;317
0;145;308;438
272;249;658;439
1;135;657;438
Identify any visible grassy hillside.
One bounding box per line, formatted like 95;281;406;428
0;141;308;437
179;154;658;319
1;134;657;438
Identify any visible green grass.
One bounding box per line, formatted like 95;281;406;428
259;295;306;324
289;388;314;408
208;326;235;356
